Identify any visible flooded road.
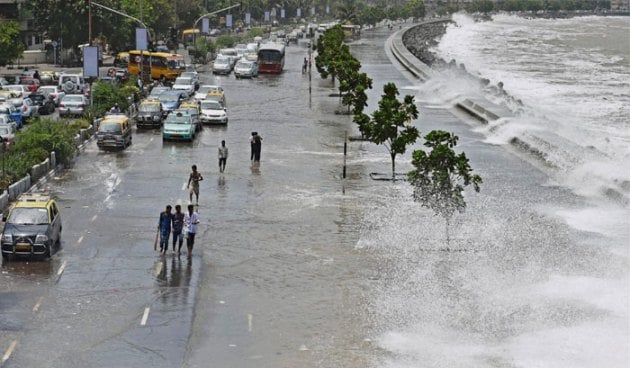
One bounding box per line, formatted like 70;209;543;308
1;24;626;368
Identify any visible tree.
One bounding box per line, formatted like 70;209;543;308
408;130;482;242
406;0;426;21
0;20;24;66
358;83;419;180
341;72;372;114
315;25;345;84
337;0;360;24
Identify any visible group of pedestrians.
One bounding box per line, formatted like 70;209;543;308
153;134;263;256
157;203;200;256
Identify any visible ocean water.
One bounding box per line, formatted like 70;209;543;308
369;15;630;368
422;14;630;205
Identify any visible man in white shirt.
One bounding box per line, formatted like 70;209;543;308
184;204;200;256
218;140;228;173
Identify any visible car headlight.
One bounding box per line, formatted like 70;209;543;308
35;234;48;243
1;233;12;242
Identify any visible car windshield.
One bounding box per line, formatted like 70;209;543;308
236;61;252;68
7;208;49;225
215;58;229;64
160;94;179;103
64;96;83;102
201;101;222;110
181;73;196;79
165;114;190;124
150;87;169;96
39;87;55;93
99;123;122;133
197;86;217;94
175;78;192;85
139;103;160;112
30;95;45;103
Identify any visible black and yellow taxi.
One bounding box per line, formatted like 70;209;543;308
96;113;132;150
1;192;62;259
136;98;164;129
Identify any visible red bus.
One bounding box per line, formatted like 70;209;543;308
257;43;285;74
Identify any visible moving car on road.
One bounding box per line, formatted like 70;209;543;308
136;98;164;129
212;56;233;75
162;110;196;142
172;77;196;97
234;60;259;78
200;99;228;125
159;90;185;113
96;113;133;150
1;192;62;259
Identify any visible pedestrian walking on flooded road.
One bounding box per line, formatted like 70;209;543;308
218;140;228;173
157;205;173;255
188;165;203;204
184;204;200;257
250;132;256;161
171;204;185;254
252;132;262;162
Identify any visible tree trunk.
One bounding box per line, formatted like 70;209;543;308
391;153;396;181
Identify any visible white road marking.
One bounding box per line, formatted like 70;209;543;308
32;297;44;312
248;313;253;332
155;262;163;276
91;215;98;222
77;236;84;244
57;261;67;276
140;307;150;326
2;340;17;362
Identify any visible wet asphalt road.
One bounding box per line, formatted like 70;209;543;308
1;25;625;368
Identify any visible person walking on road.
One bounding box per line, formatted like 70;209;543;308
184;204;200;257
252;132;262;162
157;205;173;255
218;140;228;173
250;132;256;161
171;204;185;254
188;165;203;204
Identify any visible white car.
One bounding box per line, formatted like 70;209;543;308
58;74;87;95
10;97;39;122
4;85;30;98
172;77;195;97
37;86;65;106
180;72;200;90
199;99;227;125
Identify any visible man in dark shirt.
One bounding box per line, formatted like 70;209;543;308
157;205;173;255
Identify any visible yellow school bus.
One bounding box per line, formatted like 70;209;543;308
127;50;185;81
182;29;201;47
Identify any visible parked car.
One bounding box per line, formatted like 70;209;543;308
58;73;87;95
39;71;57;86
200;99;228;125
4;85;30;98
96;114;132;150
19;77;40;93
0;122;16;145
0;90;17;103
212;56;233;75
58;94;89;118
37;85;65;106
172;77;196;97
158;90;185;113
0;103;22;129
28;93;56;115
136;98;164;129
162;110;196;142
1;192;62;259
11;97;39;122
234;60;259;78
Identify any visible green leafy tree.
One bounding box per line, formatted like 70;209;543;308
341;72;372;114
315;25;345;84
358;83;419;180
0;20;24;66
408;130;482;242
406;0;426;21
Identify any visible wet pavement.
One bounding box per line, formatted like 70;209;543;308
1;25;626;368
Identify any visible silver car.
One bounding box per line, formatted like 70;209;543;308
234;60;259;78
59;94;88;117
37;86;65;106
10;97;39;122
0;122;16;145
212;57;233;75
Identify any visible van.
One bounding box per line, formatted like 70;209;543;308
96;114;132;150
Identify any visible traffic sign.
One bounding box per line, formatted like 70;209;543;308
52;41;58;48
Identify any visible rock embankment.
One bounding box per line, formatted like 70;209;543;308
402;20;451;67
